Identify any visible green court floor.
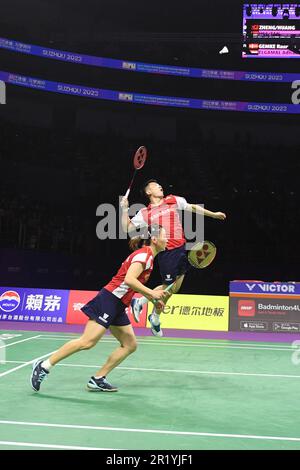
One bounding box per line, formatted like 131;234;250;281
0;330;300;450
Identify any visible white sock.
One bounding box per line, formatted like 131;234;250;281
138;296;148;307
94;375;104;379
151;310;160;326
41;359;53;371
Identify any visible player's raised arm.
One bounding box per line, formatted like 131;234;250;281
185;203;226;220
120;196;136;233
120;195;148;234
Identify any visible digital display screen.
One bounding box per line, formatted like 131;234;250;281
243;4;300;58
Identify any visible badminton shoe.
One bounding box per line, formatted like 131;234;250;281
86;376;118;392
148;313;163;337
30;360;49;392
131;298;143;323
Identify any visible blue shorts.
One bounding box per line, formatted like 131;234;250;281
157;244;190;285
81;288;130;329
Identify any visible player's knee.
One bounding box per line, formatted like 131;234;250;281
79;338;96;350
125;340;138;354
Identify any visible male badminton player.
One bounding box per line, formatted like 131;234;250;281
30;225;167;393
121;180;226;336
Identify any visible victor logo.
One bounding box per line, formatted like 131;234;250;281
246;283;256;291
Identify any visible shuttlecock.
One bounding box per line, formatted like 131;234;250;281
219;46;229;54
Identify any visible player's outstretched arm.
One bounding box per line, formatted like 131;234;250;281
186;203;226;220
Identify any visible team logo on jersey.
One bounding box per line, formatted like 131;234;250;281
98;313;109;323
0;291;21;312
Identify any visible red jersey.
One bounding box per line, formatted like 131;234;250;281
131;194;188;250
104;246;154;306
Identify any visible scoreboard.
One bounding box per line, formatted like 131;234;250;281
243;4;300;58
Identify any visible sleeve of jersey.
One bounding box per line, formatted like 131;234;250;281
131;252;148;268
174;195;189;210
131;210;148;228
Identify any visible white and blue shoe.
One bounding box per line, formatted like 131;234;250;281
131;298;143;323
30;360;49;392
87;376;118;392
148;313;163;337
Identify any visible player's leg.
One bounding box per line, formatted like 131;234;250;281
30;320;106;391
96;324;137;377
87;324;137;392
86;295;136;392
148;274;185;336
49;320;106;366
148;245;189;336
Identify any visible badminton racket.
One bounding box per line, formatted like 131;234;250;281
125;146;147;198
188;240;217;269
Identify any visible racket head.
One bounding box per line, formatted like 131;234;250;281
188;240;217;269
133;146;147;170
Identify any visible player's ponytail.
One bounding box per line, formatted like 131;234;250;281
128;224;162;251
128;236;144;251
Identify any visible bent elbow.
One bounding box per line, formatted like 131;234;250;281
125;276;134;288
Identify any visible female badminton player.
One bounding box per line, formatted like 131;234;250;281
30;224;167;393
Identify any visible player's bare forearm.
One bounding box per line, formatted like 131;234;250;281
120;195;134;233
186;204;226;220
121;209;132;233
125;275;155;300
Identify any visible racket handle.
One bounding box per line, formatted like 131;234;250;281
152;282;175;305
164;282;175;293
125;188;130;199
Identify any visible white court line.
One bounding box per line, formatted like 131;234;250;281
0;440;118;450
37;336;295;352
39;334;295;348
3;360;300;379
0;335;41;349
0;349;57;378
1;419;300;443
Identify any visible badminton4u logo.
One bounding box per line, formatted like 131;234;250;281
0;80;6;104
291;80;300;105
291;340;300;365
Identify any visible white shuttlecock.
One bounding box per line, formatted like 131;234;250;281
219;46;229;54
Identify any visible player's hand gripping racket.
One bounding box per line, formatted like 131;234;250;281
131;282;175;323
152;282;175;305
125;146;147;198
188;240;217;269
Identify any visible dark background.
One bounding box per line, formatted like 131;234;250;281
0;0;299;295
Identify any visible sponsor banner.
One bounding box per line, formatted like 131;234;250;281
230;281;300;296
0;70;299;114
0;37;298;82
66;290;96;325
148;294;229;331
0;287;69;323
230;281;300;333
0;286;230;331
